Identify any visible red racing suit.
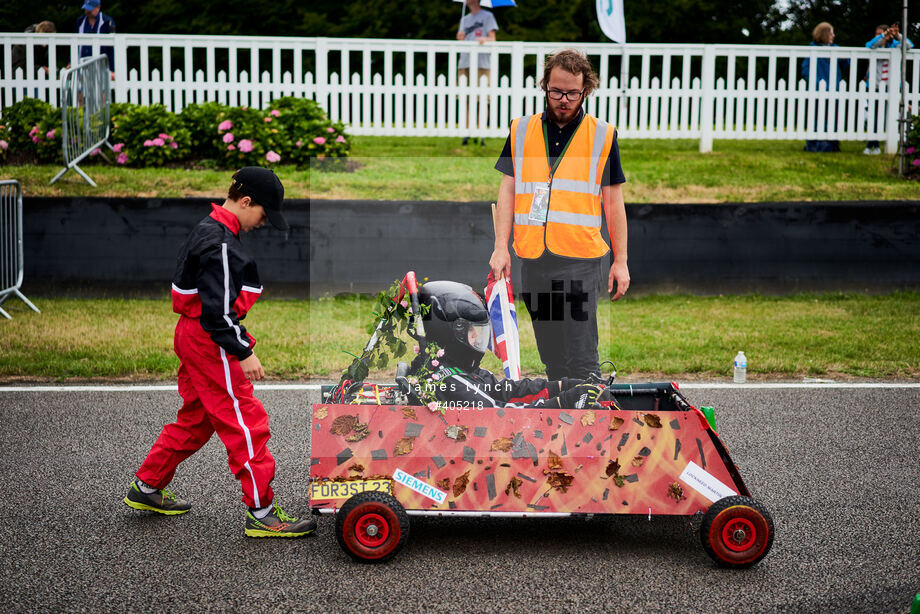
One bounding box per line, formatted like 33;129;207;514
136;204;275;509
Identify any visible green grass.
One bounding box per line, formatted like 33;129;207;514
2;137;916;202
2;292;918;381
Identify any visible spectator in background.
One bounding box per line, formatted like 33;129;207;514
863;22;914;155
12;21;57;78
456;0;498;146
801;22;850;152
77;0;116;80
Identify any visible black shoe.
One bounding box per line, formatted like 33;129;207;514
480;138;486;147
245;503;317;538
462;137;470;146
124;482;191;515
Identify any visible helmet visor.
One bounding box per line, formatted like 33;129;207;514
466;321;491;354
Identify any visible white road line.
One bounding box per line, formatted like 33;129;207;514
0;384;324;392
0;382;918;392
678;383;920;389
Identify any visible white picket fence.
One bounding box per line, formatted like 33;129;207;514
1;33;918;151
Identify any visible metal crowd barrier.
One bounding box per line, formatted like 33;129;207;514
49;55;113;187
0;180;40;319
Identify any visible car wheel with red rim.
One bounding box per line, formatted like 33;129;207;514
700;495;774;568
336;492;409;563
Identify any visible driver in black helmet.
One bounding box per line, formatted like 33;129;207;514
407;281;605;409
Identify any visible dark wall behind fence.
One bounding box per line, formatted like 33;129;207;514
21;198;920;296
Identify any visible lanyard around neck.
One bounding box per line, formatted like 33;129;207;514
542;110;583;176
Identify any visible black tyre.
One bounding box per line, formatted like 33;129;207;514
700;495;774;568
335;491;410;563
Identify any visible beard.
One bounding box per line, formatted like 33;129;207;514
545;99;580;126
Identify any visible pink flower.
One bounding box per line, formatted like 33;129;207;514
436;349;445;357
222;132;234;144
143;139;154;147
46;129;56;139
431;360;439;367
113;143;124;153
238;139;253;153
158;133;171;140
912;158;920;167
0;140;7;151
296;140;302;147
265;150;281;163
116;152;128;164
151;137;165;147
327;127;335;133
169;141;178;149
270;109;280;117
90;147;101;156
218;120;233;131
427;401;439;412
227;144;236;151
400;300;408;308
313;137;326;145
264;116;272;123
413;345;420;354
29;126;38;136
31;136;40;143
906;146;917;154
336;135;346;143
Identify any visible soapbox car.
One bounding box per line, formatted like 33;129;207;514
310;273;774;567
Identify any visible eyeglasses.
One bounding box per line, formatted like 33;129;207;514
546;88;586;101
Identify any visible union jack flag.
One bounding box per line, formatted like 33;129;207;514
484;271;521;380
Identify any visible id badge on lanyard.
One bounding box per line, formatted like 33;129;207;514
528;182;550;224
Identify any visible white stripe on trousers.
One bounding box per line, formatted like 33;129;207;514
219;347;260;508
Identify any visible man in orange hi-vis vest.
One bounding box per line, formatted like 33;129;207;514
490;49;629;380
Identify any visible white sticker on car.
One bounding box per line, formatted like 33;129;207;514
679;460;738;503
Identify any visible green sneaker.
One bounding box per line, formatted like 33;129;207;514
245;504;317;538
124;482;191;515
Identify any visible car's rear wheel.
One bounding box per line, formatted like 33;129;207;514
336;491;410;563
700;495;774;568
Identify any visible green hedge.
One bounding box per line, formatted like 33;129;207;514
0;97;349;168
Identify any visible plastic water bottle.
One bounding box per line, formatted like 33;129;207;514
733;351;747;384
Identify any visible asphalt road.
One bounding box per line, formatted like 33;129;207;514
1;384;918;614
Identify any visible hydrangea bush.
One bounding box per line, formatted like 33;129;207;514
110;104;190;167
179;101;226;159
214;106;280;167
0;123;9;164
0;97;349;168
268;97;350;166
905;114;920;178
0;98;59;163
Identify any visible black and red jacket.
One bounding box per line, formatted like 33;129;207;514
171;204;263;359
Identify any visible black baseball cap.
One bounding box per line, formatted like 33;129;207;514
231;167;288;231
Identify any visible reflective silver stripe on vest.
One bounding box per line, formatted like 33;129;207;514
513;114;532;194
551;177;600;196
515;211;603;228
588;119;610;187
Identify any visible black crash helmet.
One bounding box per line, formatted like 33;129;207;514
418;281;491;371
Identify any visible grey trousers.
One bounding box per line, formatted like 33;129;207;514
520;253;604;380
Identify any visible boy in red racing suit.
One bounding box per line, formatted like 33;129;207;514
407;281;605;410
124;167;316;538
